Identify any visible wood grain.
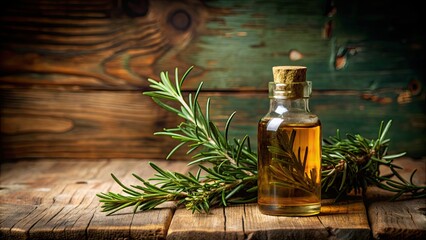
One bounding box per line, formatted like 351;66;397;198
365;158;426;240
0;0;425;159
0;89;185;160
368;197;426;240
1;89;424;161
0;0;207;89
157;199;371;240
0;0;423;91
0;159;191;240
1;158;425;239
1;0;425;238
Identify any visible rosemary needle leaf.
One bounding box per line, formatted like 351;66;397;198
180;65;194;87
383;152;407;160
246;185;258;193
150;98;180;114
379;120;392;144
193;82;204;111
225;184;244;200
224;111;237;143
111;174;140;196
206;98;211;128
409;169;418;184
166;142;186;160
235;135;249;166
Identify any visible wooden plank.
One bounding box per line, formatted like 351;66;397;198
0;0;424;163
0;159;190;240
88;207;174;240
0;0;207;89
2;89;424;160
167;199;370;240
2;158;425;239
206;92;425;157
0;160;118;240
0;204;37;240
0;89;186;160
242;199;371;240
317;199;371;240
0;0;423;91
144;0;424;91
368;197;425;240
86;159;190;240
365;157;426;240
167;207;227;240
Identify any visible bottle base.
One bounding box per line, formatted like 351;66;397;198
258;203;321;216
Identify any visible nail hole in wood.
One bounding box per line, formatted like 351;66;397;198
168;9;192;31
408;79;422;96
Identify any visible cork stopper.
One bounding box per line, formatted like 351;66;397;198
270;66;310;99
272;66;306;83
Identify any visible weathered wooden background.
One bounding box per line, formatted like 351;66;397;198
1;0;425;161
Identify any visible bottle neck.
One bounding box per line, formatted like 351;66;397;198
269;98;310;115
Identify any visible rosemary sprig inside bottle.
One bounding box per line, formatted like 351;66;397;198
97;66;425;215
267;129;318;196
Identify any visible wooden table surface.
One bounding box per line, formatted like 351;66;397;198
1;158;425;240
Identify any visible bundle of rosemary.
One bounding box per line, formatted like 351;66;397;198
97;66;425;215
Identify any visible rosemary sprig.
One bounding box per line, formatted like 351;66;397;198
143;66;257;173
97;66;425;215
322;120;426;201
268;130;318;195
97;66;257;215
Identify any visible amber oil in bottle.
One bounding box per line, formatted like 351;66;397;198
257;66;321;216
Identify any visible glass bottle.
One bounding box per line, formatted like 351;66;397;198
257;66;321;216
